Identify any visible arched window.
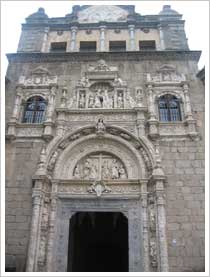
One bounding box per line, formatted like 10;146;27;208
158;94;181;122
22;96;46;123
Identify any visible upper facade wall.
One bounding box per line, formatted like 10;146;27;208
17;5;189;53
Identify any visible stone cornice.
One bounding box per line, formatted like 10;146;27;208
7;50;201;63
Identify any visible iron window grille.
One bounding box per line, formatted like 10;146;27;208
159;94;182;122
22;96;46;123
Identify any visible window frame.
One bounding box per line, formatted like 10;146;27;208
109;41;126;52
79;41;97;52
50;42;67;53
139;40;156;51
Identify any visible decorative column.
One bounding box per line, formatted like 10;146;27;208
141;180;150;271
7;86;22;138
183;83;197;139
99;25;106;51
158;25;165;50
128;25;135;51
43;86;57;140
46;182;58;271
26;180;44;271
152;162;169;272
147;84;159;139
70;26;78;52
41;27;50;52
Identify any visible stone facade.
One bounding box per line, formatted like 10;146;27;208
5;5;205;272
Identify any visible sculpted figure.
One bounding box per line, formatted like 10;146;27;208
74;166;80;179
95;91;102;108
117;92;124;108
79;92;86;108
88;94;95;108
111;159;119;179
83;159;91;179
102;160;111;179
90;163;98;179
119;165;127;179
96;118;106;134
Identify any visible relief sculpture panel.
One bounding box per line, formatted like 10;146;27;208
73;152;127;180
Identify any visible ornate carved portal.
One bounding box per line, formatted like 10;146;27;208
26;127;169;272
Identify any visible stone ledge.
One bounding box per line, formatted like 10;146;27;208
7;50;201;63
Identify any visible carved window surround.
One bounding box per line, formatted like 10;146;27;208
145;66;198;140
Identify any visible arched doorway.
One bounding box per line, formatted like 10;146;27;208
68;212;128;272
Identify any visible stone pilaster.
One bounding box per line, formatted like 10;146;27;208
147;84;159;139
183;83;198;139
41;27;50;52
70;26;78;51
46;182;58;271
135;108;146;137
152;173;169;272
141;180;150;271
43;86;57;140
7;86;22;139
158;26;165;50
26;181;44;271
99;25;106;51
128;25;135;51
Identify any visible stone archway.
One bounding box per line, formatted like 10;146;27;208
26;125;169;272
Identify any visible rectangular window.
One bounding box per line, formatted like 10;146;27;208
139;40;156;51
109;41;126;52
50;42;67;52
80;41;97;52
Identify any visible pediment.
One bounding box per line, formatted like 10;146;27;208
77;5;129;23
31;66;50;75
157;64;176;73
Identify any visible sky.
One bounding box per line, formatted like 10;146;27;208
1;0;209;76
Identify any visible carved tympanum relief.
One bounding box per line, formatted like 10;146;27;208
73;152;127;180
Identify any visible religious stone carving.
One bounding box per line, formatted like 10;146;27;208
73;153;127;180
96;118;106;135
87;181;111;197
